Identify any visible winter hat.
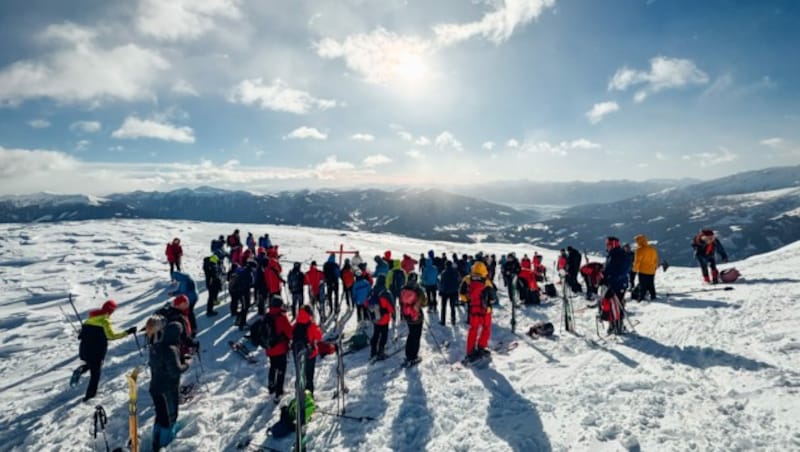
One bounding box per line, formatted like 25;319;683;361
293;262;301;269
173;295;190;312
310;260;317;267
383;250;392;261
172;238;180;244
269;295;284;308
101;300;118;313
471;261;489;277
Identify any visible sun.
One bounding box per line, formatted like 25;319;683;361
395;53;429;83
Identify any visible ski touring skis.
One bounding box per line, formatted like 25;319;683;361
561;279;575;333
126;367;140;452
293;344;308;452
369;346;404;365
229;340;258;364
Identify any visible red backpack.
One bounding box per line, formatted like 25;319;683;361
399;288;420;322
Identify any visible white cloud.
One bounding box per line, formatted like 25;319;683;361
111;116;195;143
681;147;738;167
75;140;90;151
0;23;168;106
70;120;102;133
362;154;392;167
435;131;463;152
569;138;601;150
284;126;327;140
28;119;50;129
136;0;241;41
228;78;337;114
655;152;668;161
398;131;414;141
415;136;431;146
520;138;601;156
609;56;709;102
351;133;375;142
406;149;423;159
760;137;784;149
0;146;78;179
482;141;495;150
586;101;620;124
315;156;354;179
506;139;519;148
433;0;556;46
171;80;199;96
316;28;432;85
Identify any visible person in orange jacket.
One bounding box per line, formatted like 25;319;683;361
460;261;497;360
293;305;322;394
367;274;394;360
265;295;293;401
633;234;660;300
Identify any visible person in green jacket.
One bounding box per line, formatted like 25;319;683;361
70;300;136;401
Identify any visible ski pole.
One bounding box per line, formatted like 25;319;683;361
93;405;110;452
132;331;143;358
69;293;83;324
59;304;81;337
424;314;447;358
315;408;376;422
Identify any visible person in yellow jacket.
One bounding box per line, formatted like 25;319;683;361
70;300;136;401
633;234;659;300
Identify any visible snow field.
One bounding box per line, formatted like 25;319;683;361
0;219;798;451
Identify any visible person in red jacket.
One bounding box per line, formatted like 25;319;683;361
304;261;323;314
341;259;355;310
532;253;547;282
400;254;418;274
265;295;293;401
367;275;395;360
293;305;322;394
264;247;284;299
517;258;539;305
165;238;183;276
461;261;497;361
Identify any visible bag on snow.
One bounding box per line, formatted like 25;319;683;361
719;268;740;283
248;315;280;349
346;331;369;351
544;283;557;297
528;322;554;337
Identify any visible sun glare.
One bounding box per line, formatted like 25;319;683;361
395;53;429;82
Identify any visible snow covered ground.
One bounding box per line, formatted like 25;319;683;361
1;219;799;451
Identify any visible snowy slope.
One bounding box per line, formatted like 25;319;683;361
1;220;798;451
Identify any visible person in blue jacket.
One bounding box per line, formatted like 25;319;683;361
421;259;439;313
351;270;372;323
373;255;389;278
170;272;199;335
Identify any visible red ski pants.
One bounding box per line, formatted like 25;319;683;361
466;313;492;354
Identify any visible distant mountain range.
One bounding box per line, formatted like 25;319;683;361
1;165;798;265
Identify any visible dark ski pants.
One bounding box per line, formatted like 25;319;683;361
343;287;353;309
697;255;719;283
370;323;389;357
440;292;458;325
567;271;582;293
169;261;181;276
405;321;423;361
290;292;303;319
638;273;656;299
326;281;340;313
424;285;437;310
268;354;288;396
356;304;366;322
305;355;316;395
150;388;179;451
207;285;220;315
81;359;103;400
256;288;268;315
237;292;252;327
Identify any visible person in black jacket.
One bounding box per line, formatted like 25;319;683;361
602;237;629;334
566;246;583;293
287;262;305;319
501;253;521;300
71;300;136;401
149;319;191;451
202;255;222;317
438;260;461;326
692;229;728;284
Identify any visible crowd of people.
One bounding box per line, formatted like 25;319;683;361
70;226;730;450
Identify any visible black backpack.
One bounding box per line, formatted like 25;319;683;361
249;314;281;349
390;269;406;297
544;283;557;297
529;322;555;337
288;269;304;293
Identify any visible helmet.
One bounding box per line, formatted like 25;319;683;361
173;295;190;311
102;300;117;313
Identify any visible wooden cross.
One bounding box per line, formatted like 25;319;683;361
325;243;359;267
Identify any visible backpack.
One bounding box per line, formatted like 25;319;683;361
399;287;420;322
719;268;740;283
227;234;236;247
367;292;385;321
288;270;304;293
390;269;406;297
323;261;338;282
528;322;554;337
249;314;280;349
544;283;557;297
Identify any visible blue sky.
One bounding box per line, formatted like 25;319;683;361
0;0;798;195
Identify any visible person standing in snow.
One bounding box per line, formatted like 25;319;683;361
633;235;659;300
165;238;183;276
421;257;439;313
400;254;418;274
322;253;341;314
373;254;390;279
202;254;222;317
602;237;629;334
461;261;497;361
287;262;305;319
399;273;427;366
501;253;521;294
367;275;394;360
264;246;284;312
265;295;293;401
692;229;728;284
70;300;136;401
341;259;355;310
438;260;460;326
210;235;227;261
350;251;364;269
148;311;191;451
351;270;371;323
622;244;635;291
169;271;199;335
566;246;583;293
293;305;322;395
304;261;323;318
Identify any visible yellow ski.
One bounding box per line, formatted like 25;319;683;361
126;367;140;452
